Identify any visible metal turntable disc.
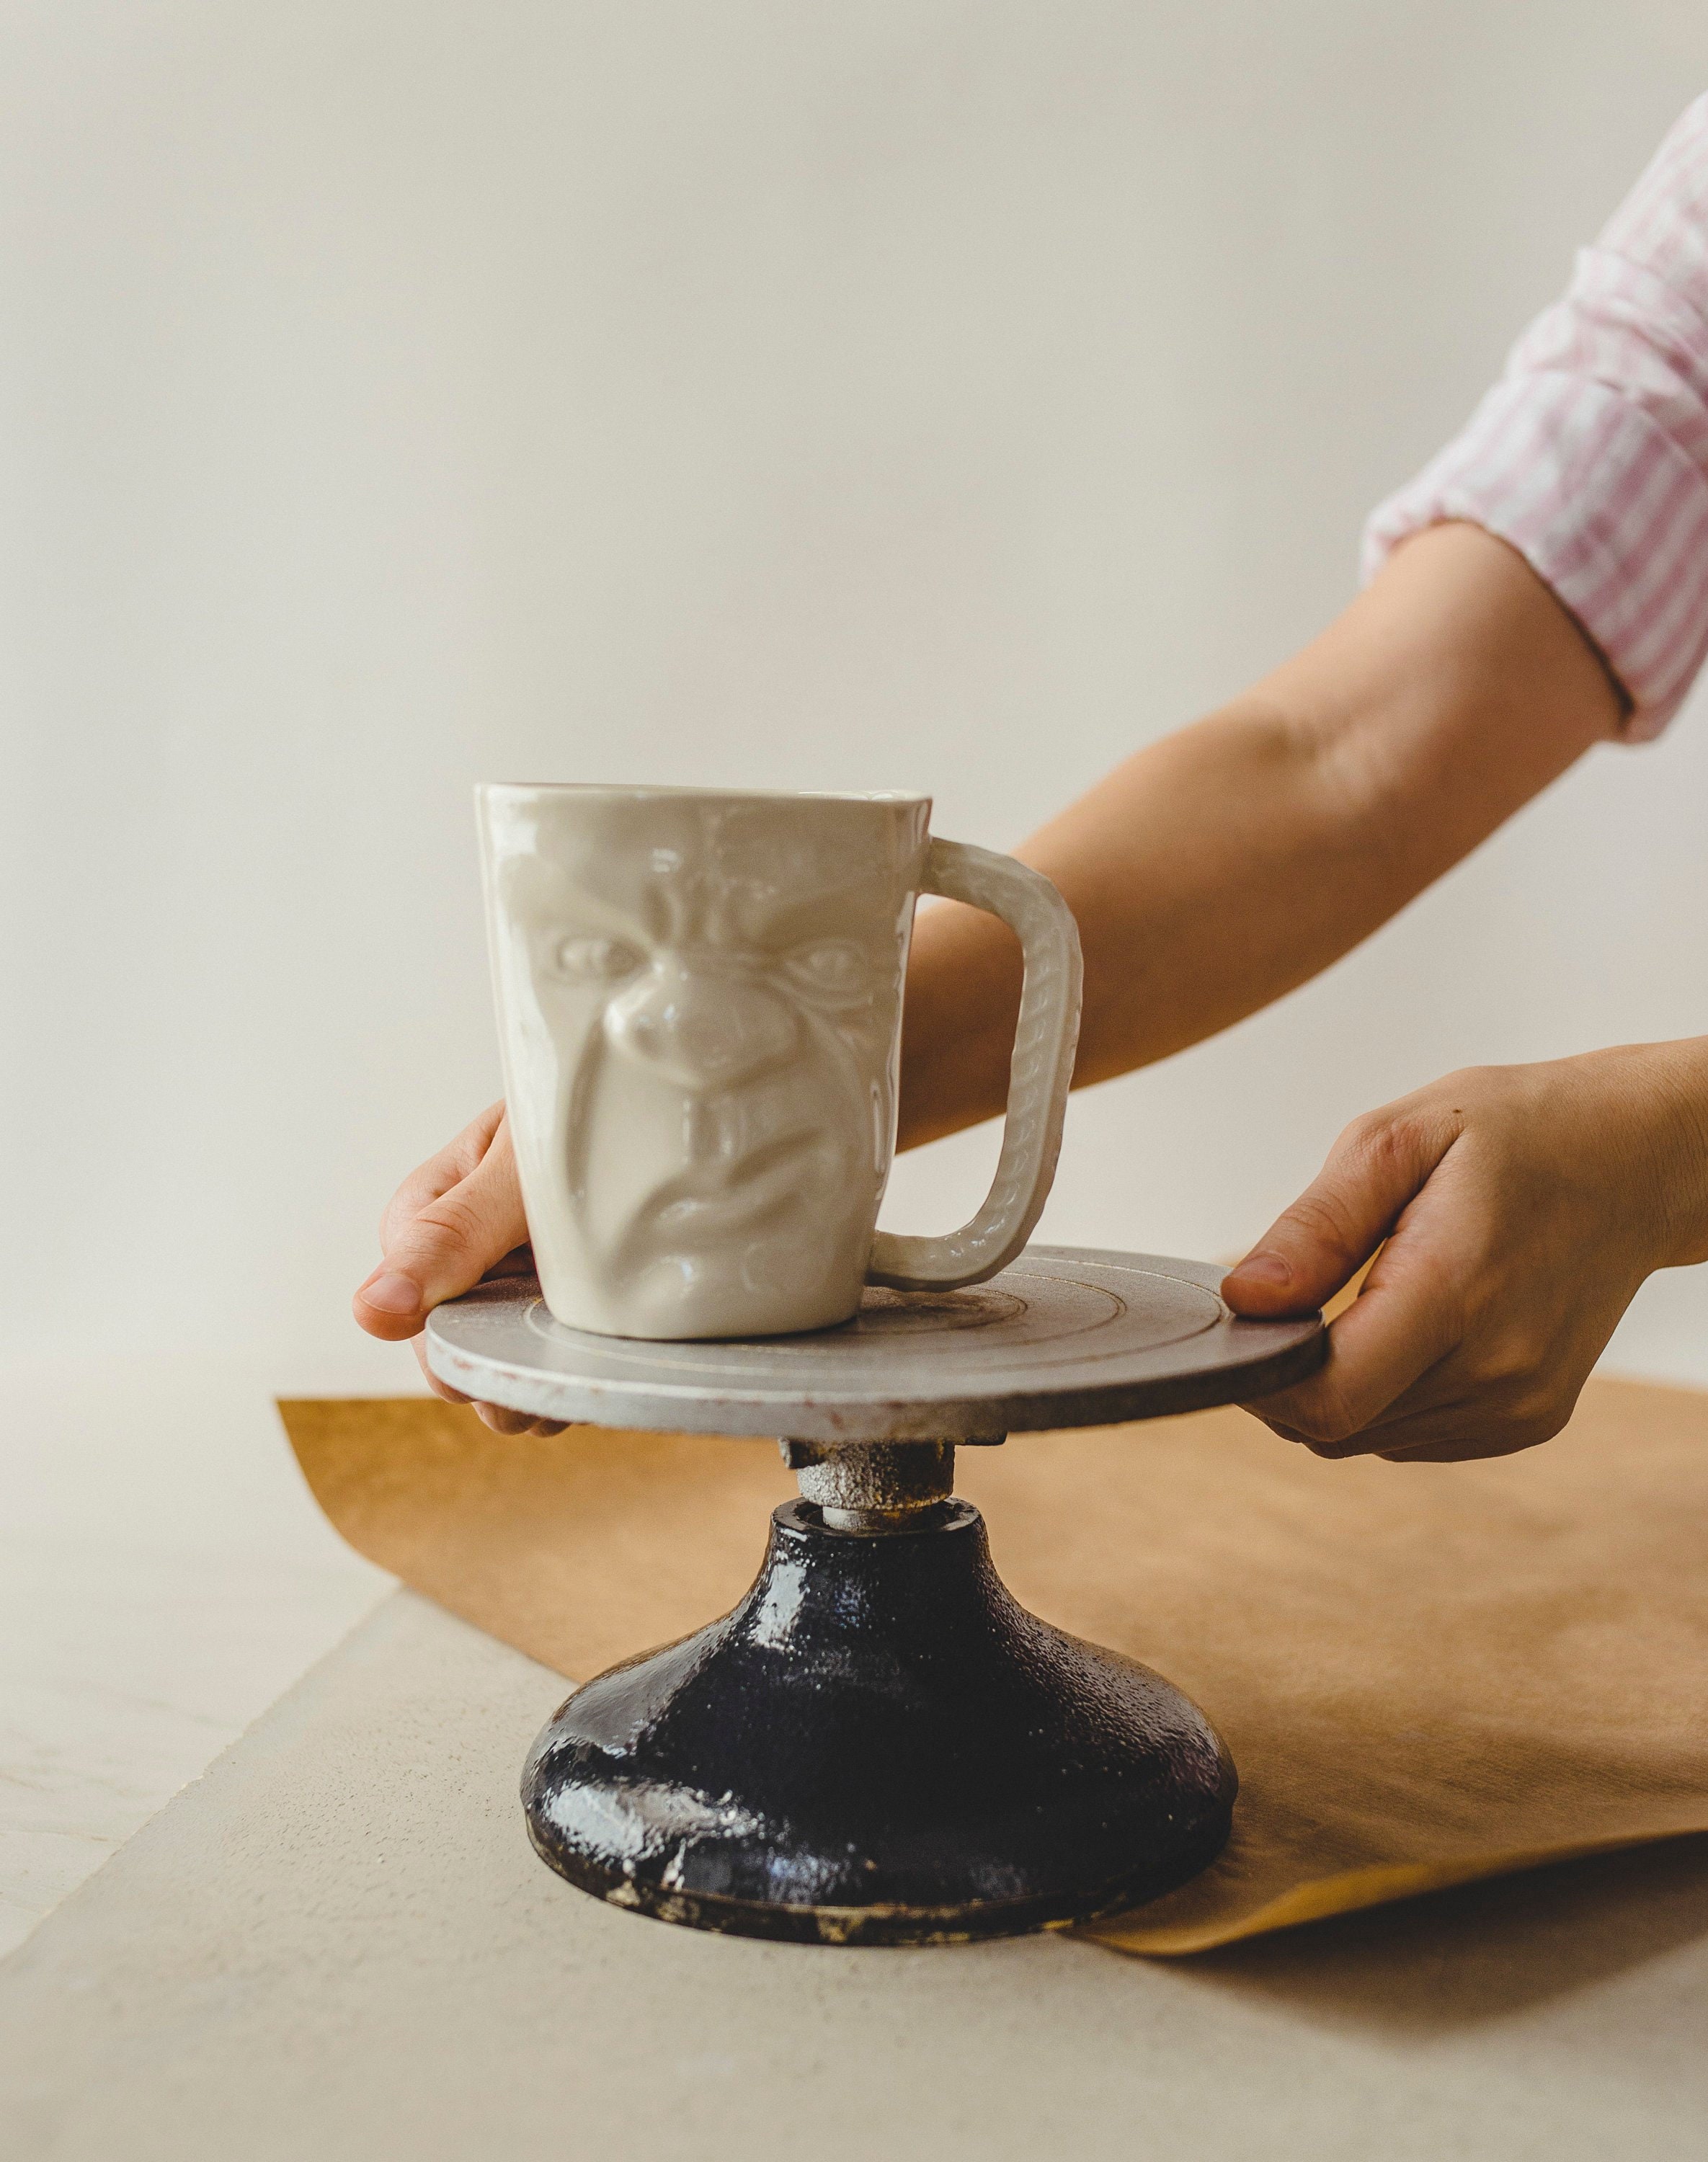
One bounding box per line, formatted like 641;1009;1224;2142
424;1245;1325;1441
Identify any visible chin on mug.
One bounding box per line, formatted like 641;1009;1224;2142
476;783;1082;1341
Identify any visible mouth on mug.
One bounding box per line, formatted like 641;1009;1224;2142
633;1127;850;1247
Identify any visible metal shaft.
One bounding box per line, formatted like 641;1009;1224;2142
779;1440;956;1533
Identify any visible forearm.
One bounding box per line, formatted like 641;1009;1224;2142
899;520;1622;1149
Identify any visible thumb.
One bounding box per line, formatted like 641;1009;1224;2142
353;1122;529;1340
1223;1107;1451;1317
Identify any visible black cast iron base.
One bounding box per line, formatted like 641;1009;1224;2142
522;1495;1235;1946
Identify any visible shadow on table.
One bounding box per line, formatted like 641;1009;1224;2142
1161;1834;1708;2036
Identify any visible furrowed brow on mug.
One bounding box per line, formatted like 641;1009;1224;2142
476;784;1083;1340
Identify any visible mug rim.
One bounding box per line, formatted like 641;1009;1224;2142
475;781;930;807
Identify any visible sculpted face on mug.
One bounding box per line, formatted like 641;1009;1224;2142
488;796;923;1337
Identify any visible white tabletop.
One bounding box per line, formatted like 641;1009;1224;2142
4;1585;1705;2161
0;1356;389;1960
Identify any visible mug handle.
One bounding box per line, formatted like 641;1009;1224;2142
867;838;1082;1293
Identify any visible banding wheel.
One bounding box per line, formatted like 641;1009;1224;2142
427;1247;1324;1945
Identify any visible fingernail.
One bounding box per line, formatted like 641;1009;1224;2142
1230;1252;1292;1287
362;1272;420;1316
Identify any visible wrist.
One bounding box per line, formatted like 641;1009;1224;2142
1608;1037;1708;1269
897;900;1024;1151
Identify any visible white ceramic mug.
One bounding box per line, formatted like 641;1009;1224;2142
476;784;1082;1340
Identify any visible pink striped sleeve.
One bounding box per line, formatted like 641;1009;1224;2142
1364;94;1708;739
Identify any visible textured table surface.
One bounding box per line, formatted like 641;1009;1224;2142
4;1587;1705;2162
0;1356;389;1960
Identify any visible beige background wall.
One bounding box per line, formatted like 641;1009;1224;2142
7;0;1708;1387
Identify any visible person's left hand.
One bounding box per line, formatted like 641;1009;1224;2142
1222;1040;1708;1462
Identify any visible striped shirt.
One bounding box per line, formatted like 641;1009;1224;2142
1364;94;1708;740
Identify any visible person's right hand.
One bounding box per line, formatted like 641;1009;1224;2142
352;1101;567;1435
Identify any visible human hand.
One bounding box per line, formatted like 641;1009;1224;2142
1222;1043;1708;1462
351;1102;566;1435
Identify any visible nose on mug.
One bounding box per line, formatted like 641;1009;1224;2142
476;783;1083;1341
603;958;800;1093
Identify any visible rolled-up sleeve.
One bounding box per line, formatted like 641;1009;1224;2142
1364;94;1708;739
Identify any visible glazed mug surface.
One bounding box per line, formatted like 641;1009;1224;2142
477;784;1081;1340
